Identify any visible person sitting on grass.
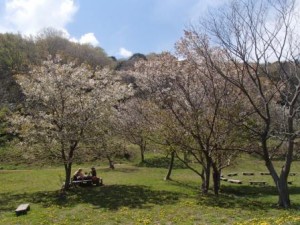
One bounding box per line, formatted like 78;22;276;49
89;167;103;186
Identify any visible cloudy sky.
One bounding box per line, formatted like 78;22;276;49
0;0;226;58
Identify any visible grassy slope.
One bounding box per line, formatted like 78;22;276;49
0;155;300;225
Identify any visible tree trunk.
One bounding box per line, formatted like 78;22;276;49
164;150;175;180
200;168;207;194
61;143;75;191
107;156;115;169
201;177;209;194
201;159;211;194
276;110;295;208
204;158;211;193
140;145;145;163
64;162;72;190
212;169;221;196
266;162;291;208
139;139;146;163
277;177;290;208
262;137;291;208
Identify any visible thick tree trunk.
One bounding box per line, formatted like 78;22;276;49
267;164;291;208
201;178;209;194
276;113;295;208
262;137;292;208
64;163;72;190
201;159;211;194
277;177;290;208
107;156;115;169
212;169;221;196
205;158;211;192
164;150;175;180
200;170;208;194
61;143;76;191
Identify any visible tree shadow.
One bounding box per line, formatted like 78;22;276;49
168;180;200;191
197;185;300;210
168;181;300;210
0;191;59;212
136;157;187;169
0;184;186;212
66;185;186;210
196;193;272;211
221;185;300;197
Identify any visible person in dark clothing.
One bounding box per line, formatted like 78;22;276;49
89;167;103;186
90;167;97;177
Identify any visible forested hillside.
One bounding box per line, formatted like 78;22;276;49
0;29;149;161
0;29;127;108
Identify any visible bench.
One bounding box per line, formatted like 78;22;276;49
61;179;94;190
71;179;93;187
289;173;296;176
260;172;270;175
228;179;242;184
220;177;228;181
15;203;30;216
227;173;238;177
249;181;267;186
242;172;254;176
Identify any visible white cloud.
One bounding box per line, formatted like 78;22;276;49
79;33;99;46
0;0;78;35
119;47;133;58
0;1;101;48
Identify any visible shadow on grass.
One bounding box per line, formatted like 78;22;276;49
136;156;187;169
196;193;272;211
201;185;300;210
66;185;185;210
0;191;58;212
168;180;300;211
221;185;300;197
168;180;200;191
0;184;185;212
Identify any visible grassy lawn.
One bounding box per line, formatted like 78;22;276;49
0;156;300;225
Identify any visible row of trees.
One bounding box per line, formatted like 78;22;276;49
6;0;300;208
118;0;300;208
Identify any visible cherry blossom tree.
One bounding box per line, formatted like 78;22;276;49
134;53;240;195
12;56;132;189
114;97;150;163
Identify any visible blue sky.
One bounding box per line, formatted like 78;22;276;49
0;0;226;58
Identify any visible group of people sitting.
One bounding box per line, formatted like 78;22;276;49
73;167;103;186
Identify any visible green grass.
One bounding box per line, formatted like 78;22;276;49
1;156;300;225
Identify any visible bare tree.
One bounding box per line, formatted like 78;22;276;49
134;53;240;195
181;0;300;207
